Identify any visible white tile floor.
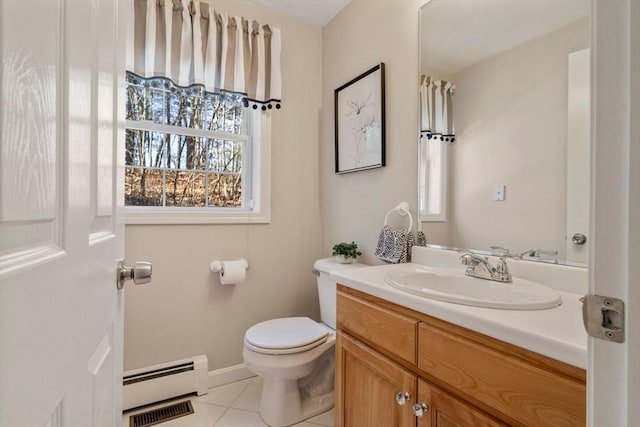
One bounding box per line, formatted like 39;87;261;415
123;376;335;427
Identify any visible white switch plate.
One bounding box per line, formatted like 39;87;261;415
493;184;505;201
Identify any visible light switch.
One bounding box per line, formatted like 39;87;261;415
493;184;505;201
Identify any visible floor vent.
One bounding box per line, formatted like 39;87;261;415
129;400;194;427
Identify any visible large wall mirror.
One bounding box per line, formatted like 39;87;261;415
418;0;590;266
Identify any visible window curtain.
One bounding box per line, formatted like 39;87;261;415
420;75;455;142
128;0;282;109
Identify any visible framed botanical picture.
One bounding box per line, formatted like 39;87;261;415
334;63;386;174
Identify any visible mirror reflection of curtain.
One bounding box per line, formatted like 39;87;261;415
420;75;455;141
419;75;454;223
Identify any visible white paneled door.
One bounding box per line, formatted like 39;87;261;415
1;0;127;426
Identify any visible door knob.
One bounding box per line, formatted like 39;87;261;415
571;233;587;245
395;392;411;405
117;260;152;289
412;402;429;417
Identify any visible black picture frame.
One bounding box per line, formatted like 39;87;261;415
334;63;386;174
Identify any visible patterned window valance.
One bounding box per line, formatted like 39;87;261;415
420;75;455;142
128;0;282;110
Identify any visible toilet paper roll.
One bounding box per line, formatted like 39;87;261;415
219;259;247;285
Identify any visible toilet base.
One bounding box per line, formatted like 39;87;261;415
259;376;334;427
257;348;335;426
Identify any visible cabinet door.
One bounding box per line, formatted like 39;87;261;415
336;333;417;427
416;379;505;427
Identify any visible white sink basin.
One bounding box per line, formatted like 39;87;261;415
384;266;562;310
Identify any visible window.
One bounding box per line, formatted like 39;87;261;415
124;73;270;224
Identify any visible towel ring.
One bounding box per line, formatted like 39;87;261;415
383;202;413;231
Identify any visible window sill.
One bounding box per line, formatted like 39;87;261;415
125;209;270;225
420;214;446;223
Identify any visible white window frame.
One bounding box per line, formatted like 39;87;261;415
418;134;447;222
124;109;271;225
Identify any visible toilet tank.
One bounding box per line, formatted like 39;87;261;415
313;257;365;330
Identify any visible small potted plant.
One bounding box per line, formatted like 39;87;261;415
332;241;362;264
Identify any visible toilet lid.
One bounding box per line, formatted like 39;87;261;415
244;317;329;355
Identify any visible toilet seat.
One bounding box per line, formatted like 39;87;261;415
244;317;329;355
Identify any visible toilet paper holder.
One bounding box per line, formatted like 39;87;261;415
209;258;249;274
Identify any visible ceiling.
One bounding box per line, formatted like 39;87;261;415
246;0;352;27
245;1;588;70
421;0;589;73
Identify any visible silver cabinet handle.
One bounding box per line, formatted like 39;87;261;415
412;402;429;417
117;260;152;289
395;392;411;405
572;233;587;245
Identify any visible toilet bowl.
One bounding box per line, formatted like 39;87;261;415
242;258;363;427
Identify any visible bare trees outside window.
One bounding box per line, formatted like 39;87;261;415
125;73;249;208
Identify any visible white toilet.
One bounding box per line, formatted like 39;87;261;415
242;257;363;427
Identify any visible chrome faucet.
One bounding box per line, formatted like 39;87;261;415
518;248;559;263
460;253;512;283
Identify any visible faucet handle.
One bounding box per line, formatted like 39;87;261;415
460;253;472;265
490;246;511;255
460;252;484;265
520;248;558;258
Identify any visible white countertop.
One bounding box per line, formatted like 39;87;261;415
330;262;588;369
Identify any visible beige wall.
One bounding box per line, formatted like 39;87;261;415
124;0;323;371
320;0;424;263
445;19;589;257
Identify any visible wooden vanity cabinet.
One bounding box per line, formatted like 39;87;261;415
335;285;586;427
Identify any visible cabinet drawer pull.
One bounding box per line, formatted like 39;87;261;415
395;392;411;405
412;402;429;417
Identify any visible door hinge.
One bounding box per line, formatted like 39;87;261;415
582;295;625;343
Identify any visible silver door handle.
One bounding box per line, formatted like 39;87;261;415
117;260;152;289
572;233;587;245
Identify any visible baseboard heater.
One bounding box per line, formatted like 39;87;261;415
123;355;208;411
